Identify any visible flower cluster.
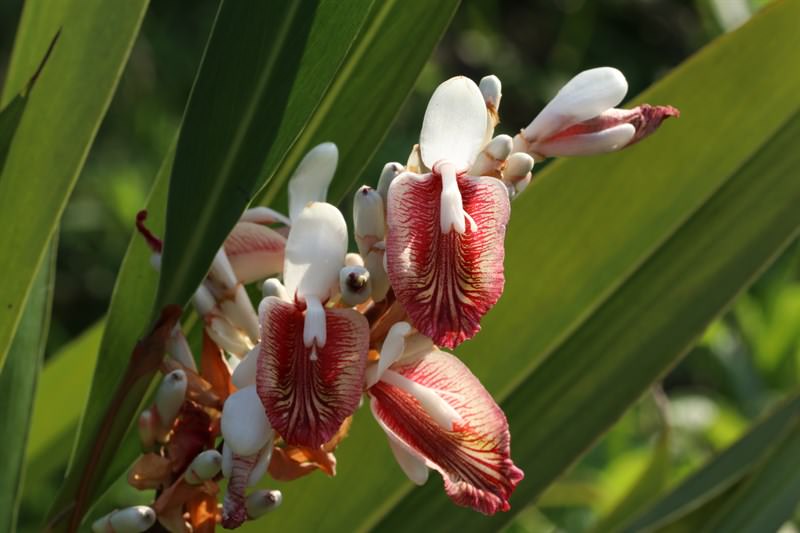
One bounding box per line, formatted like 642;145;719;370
102;67;677;532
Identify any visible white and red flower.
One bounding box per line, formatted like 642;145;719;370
385;77;511;349
367;324;524;515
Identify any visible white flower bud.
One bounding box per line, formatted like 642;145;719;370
185;449;223;484
166;325;196;371
192;283;216;317
366;245;389;302
479;75;502;112
345;252;364;267
339;266;372;307
376;162;403;205
503;152;534;186
353;186;385;257
246;490;282;520
137;409;156;449
221;386;273;456
207;316;252;358
155;369;187;430
209;249;238;291
219;285;259;344
91;506;156;533
469;134;512;176
262;278;290;301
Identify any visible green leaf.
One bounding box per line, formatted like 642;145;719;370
156;0;373;312
624;393;800;532
0;95;25;168
701;413;800;532
236;3;800;531
0;0;149;370
0;242;55;531
45;146;171;530
256;0;461;210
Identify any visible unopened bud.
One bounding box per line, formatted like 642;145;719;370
155;370;187;431
470;134;512;177
221;386;273;456
208;316;252;357
354;186;385;257
339;266;371;307
193;283;216;317
166;325;196;371
246;490;283;520
92;506;156;533
137;409;156;449
239;205;292;227
480;75;502;112
185;449;223;484
345;252;364;268
219;285;259;343
376;162;403;205
262;278;290;301
514;174;532;195
406;144;424;173
365;245;389;302
503;152;534;185
209;249;238;291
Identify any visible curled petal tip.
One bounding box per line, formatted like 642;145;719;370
288;142;339;221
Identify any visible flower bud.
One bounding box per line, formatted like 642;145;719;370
345;252;364;267
137;409;156;449
92;506;156;533
246;490;283;520
184;449;223;484
376;162;403;205
288;142;338;222
219;284;259;344
469;134;512;177
479;75;502;113
155;369;187;431
232;343;259;389
262;278;290;301
166;325;196;371
339;266;371;307
354;186;385;257
365;244;389;302
209;249;238;291
221;386;273;456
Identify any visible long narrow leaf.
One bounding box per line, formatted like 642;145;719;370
0;242;55;531
0;0;149;370
156;0;373;312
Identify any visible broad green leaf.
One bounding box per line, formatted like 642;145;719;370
0;243;55;531
624;393;800;532
267;2;799;531
44;147;171;530
156;0;373;312
0;0;149;371
256;0;461;209
0;95;25;167
701;414;800;532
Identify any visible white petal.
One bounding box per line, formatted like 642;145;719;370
239;206;291;227
370;398;429;485
420;76;487;170
155;369;187;428
232;343;260;389
185;449;223;484
283;202;348;301
524;67;628;141
533;123;635;158
246;490;283;519
248;442;274;487
365;248;389;302
469;134;513;176
219;285;259;343
302;295;326;348
380;370;463;431
209;249;238;291
261;278;290;301
376;162;403;206
366;321;411;387
221;385;273;456
288;142;338;221
353;186;385;256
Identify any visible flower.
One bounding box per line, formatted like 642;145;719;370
512;67;679;161
385;77;511;349
366;323;524;515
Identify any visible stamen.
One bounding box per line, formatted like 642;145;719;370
436;161;467;234
303;296;327;351
135;210;163;253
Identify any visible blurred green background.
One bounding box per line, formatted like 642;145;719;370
2;0;796;531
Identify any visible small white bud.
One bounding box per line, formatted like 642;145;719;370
345;252;364;267
365;246;389;302
262;278;290;301
339;266;372;307
246;490;283;520
479;75;502;112
353;186;385;257
469;134;513;176
504;152;535;185
193;283;216;317
155;369;187;430
166;325;196;371
185;449;223;484
207;316;252;358
221;386;273;456
376;162;403;205
219;285;259;344
209;249;238;291
515;174;532;195
92;506;156;533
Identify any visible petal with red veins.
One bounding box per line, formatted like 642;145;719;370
223;221;286;284
386;172;510;348
369;347;523;515
256;297;368;447
222;452;258;529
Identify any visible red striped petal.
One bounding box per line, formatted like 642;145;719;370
223;222;286;284
369;347;523;515
386;172;510;348
256;297;369;448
